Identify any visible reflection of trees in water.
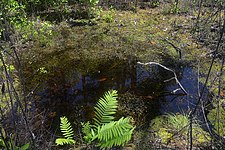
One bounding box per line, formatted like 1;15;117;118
35;57;197;133
35;58;138;122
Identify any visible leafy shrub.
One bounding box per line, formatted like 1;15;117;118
20;0;68;12
161;0;191;14
0;0;27;39
76;0;100;19
0;0;54;46
19;18;53;43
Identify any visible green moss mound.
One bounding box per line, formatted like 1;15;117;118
150;114;211;148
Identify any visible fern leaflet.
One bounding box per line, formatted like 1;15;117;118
55;138;75;146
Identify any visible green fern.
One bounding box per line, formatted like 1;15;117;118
82;90;135;149
60;116;74;139
55;138;75;146
96;117;135;149
55;116;75;146
81;121;96;143
93;90;118;127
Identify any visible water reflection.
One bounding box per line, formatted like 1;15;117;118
161;67;199;113
35;58;209;129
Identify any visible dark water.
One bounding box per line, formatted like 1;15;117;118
162;67;201;113
35;58;211;130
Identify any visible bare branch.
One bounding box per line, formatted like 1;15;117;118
137;61;188;95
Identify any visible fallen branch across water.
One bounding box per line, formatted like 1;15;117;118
137;61;188;95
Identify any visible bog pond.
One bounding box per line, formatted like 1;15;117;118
18;9;218;148
32;57;211;131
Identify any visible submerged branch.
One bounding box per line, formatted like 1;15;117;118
137;61;188;95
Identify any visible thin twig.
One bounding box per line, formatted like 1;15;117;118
162;38;182;59
216;57;225;138
189;13;225;150
190;15;225;121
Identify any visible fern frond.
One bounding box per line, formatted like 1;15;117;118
81;121;96;143
96;117;135;149
94;90;118;127
60;116;74;139
55;138;75;146
55;116;75;146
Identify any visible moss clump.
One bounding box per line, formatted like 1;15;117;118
208;105;225;137
158;128;173;143
150;114;210;148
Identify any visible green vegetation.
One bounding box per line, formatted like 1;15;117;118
82;90;134;149
0;126;29;150
208;104;225;137
0;0;27;26
150;114;210;148
55;90;135;149
93;90;118;127
81;90;135;149
1;0;225;149
55;116;75;146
